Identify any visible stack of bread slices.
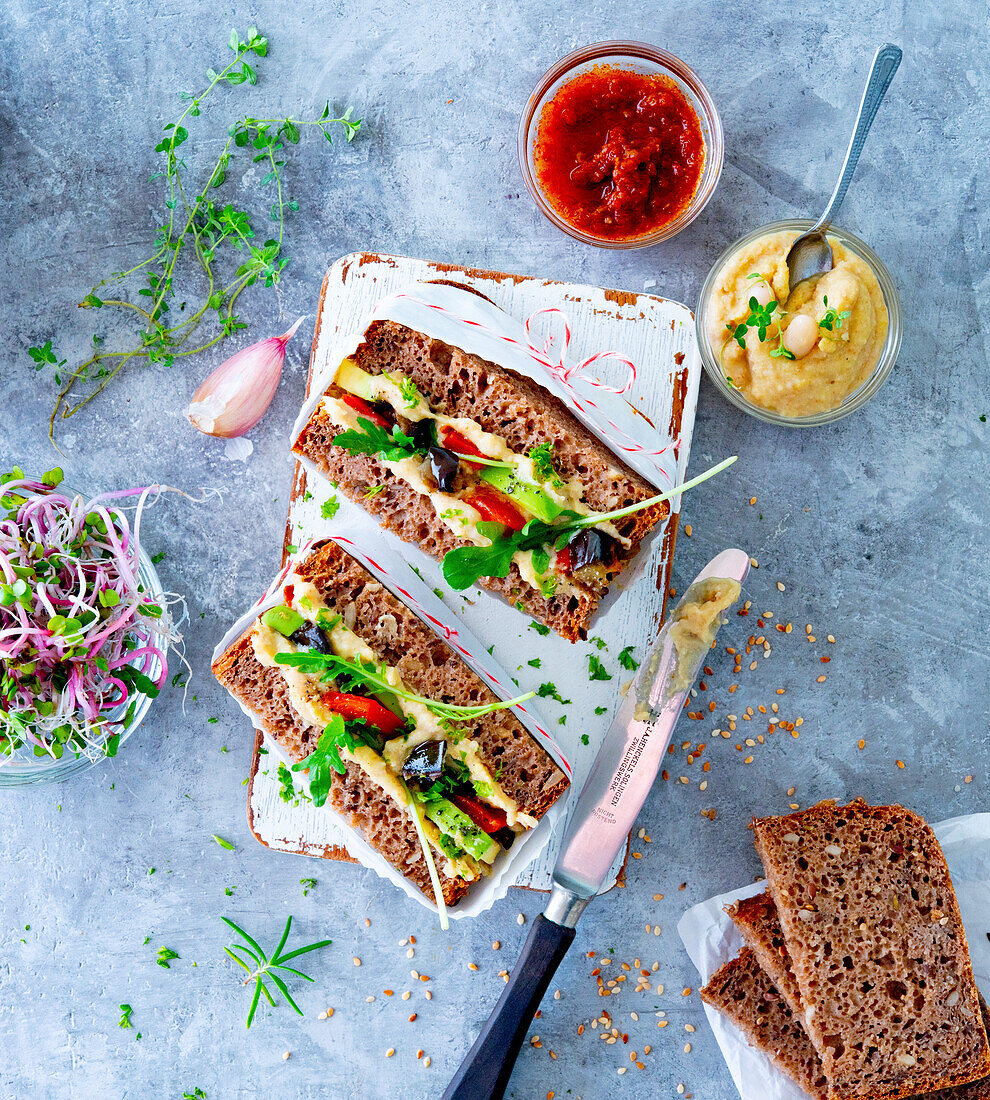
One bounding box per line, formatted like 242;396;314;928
701;798;990;1099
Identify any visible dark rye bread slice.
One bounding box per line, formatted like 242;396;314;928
212;540;568;906
292;318;669;641
701;947;830;1099
701;948;990;1100
726;890;806;1021
723;894;990;1100
752;799;990;1100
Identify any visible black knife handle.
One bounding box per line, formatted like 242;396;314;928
441;915;576;1100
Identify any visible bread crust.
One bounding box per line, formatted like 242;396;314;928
292;319;668;640
213;540;569;905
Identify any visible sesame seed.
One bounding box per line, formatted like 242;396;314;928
425;991;432;1000
685;1023;695;1032
683;987;692;996
684;1042;692;1053
409;1013;418;1022
402;991;411;1000
353;957;361;967
282;1051;290;1061
385;1048;395;1058
406;947;415;958
492;941;501;950
365;995;375;1003
517;913;526;924
776;581;785;591
468;963;479;971
897;759;905;769
327;1007;335;1018
423;1056;431;1068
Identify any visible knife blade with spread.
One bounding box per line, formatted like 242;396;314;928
441;548;750;1100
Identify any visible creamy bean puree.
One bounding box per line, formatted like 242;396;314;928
709;230;888;416
667;577;742;694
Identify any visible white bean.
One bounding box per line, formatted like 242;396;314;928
783;314;818;358
748;280;775;308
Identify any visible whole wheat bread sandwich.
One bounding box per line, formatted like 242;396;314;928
752;798;990;1099
213;539;568;908
702;946;990;1100
292;318;670;641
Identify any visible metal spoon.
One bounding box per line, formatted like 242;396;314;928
786;43;902;287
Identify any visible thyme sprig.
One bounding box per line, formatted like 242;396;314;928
222;915;332;1028
818;295;851;332
35;27;361;442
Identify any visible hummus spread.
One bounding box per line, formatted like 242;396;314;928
667;577;742;694
708;230;888;416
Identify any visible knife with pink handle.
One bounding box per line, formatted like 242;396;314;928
441;548;750;1100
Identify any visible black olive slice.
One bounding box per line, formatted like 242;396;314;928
411;418;437;453
401;739;447;782
427;446;460;492
567;528;616;572
288;621;334;655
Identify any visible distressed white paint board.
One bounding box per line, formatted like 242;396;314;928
248;252;702;895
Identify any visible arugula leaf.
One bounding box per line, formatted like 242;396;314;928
292;714;348;804
332;417;419;461
276;650;531;723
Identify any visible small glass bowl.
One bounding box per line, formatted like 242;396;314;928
0;493;166;787
518;41;723;249
696;219;902;426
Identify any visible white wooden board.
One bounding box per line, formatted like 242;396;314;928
248;252;701;895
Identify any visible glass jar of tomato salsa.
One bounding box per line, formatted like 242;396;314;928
519;42;723;249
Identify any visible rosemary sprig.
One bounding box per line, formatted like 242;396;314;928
34;26;361;442
222;915;332;1028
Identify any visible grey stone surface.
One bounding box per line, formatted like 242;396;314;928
1;1;987;1098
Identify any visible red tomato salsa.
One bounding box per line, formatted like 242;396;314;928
533;66;705;241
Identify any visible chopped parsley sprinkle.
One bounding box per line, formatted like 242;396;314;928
529;622;551;636
300;878;317;896
211;834;235;850
558;715;566;726
527;658;541;668
321;494;340;520
150;551;166;564
588;655;612;681
580;734;590;745
156;946;180;968
537;683;572;705
118;1004;133;1029
590;637;607;651
276;763;295;803
618;646;639;671
594;706;608;716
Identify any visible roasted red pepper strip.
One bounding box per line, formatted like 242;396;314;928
463;487;526;531
320;691;406;736
450;791;508;834
341;392;391;430
555;546;573;575
440;426;486;463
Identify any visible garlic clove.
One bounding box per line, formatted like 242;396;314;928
185;316;305;438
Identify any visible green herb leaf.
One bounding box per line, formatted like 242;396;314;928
156;946;180;968
212;834;236;850
617;645;639;671
588;655;612;682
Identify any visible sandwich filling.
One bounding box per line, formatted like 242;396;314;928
321;358;629;598
250;574;537;882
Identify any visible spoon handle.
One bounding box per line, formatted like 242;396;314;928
813;43;902;233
